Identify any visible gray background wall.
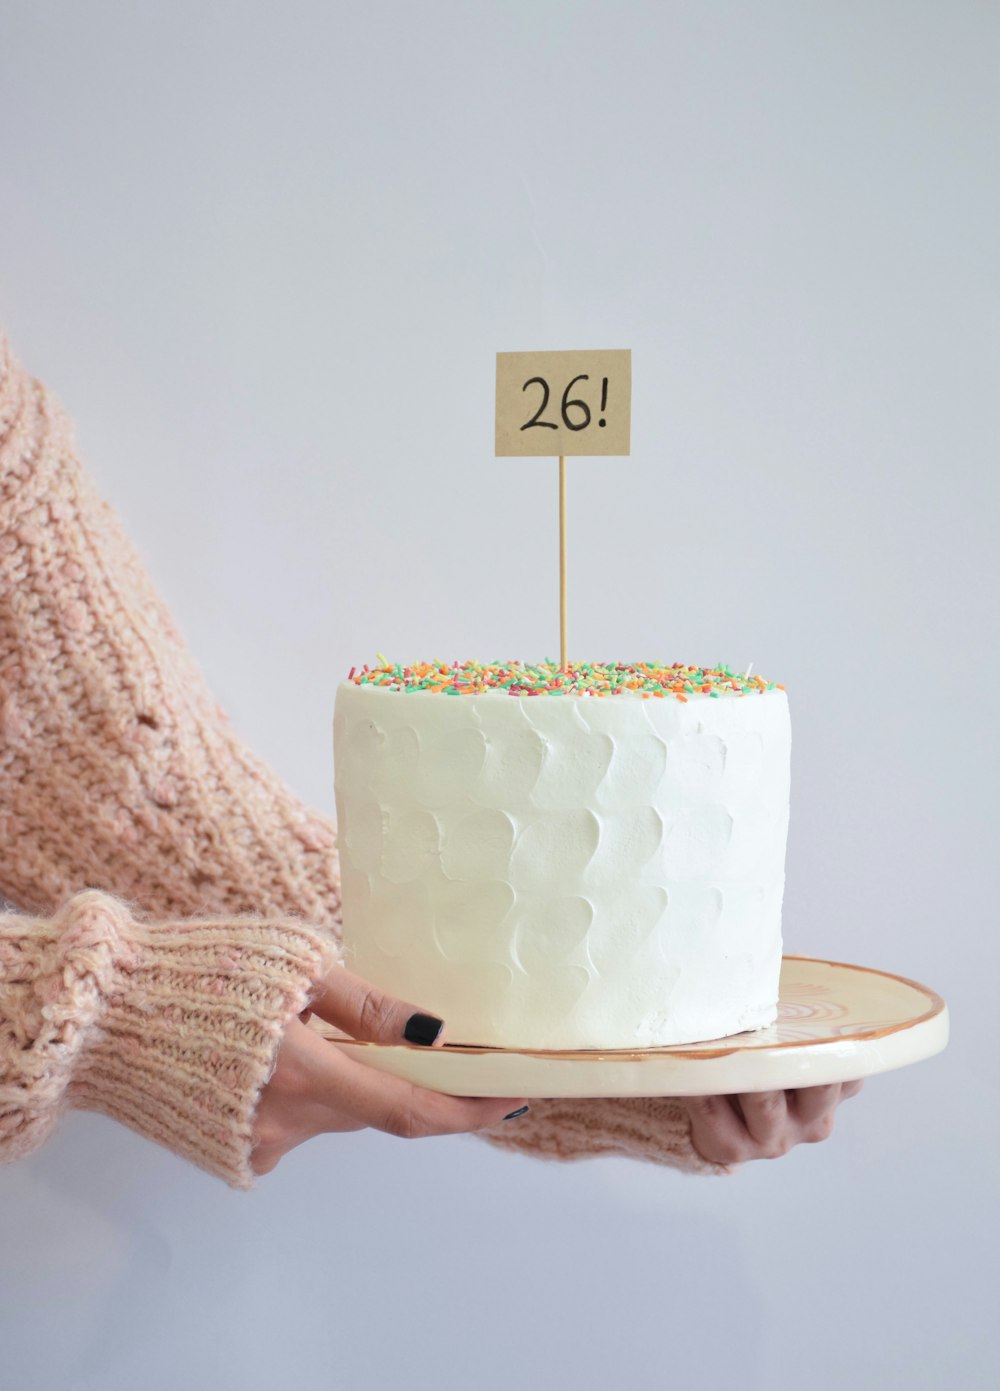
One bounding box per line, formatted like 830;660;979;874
1;3;996;1388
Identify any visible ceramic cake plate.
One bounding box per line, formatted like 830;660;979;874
308;956;948;1097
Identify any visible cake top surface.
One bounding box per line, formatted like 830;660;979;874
345;658;783;701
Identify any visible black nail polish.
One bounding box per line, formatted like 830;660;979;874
403;1012;444;1046
503;1105;530;1121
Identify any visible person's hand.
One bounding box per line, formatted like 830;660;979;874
686;1081;865;1164
250;965;529;1177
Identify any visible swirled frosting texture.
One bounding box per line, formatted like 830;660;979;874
333;683;790;1048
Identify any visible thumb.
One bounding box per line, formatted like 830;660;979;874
308;962;446;1047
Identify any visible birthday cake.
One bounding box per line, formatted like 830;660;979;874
333;660;791;1050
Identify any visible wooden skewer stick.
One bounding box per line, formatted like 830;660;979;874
559;454;568;671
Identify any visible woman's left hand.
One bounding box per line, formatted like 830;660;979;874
686;1081;865;1164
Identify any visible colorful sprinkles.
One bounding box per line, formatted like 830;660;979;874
346;659;783;701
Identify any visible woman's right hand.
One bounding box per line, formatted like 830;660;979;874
250;963;529;1176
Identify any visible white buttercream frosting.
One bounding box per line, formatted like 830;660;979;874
333;682;790;1048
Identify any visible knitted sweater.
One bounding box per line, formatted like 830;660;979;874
0;333;727;1188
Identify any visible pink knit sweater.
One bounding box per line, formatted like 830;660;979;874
0;333;727;1188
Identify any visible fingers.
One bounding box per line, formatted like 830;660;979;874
688;1079;867;1166
789;1083;842;1125
332;1049;527;1139
686;1094;755;1165
297;1022;528;1139
308;962;445;1047
738;1091;792;1155
790;1080;864;1140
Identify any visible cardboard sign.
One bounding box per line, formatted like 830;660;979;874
495;349;631;456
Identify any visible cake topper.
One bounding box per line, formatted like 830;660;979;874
496;349;632;671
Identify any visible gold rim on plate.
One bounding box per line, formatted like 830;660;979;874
307;954;949;1096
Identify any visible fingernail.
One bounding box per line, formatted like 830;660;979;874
503;1105;530;1121
403;1012;444;1046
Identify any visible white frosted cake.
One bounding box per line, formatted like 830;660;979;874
333;660;790;1050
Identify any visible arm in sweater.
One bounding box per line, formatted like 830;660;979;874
0;332;728;1182
0;890;336;1188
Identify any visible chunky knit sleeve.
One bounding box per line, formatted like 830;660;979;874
0;330;725;1182
0;889;337;1188
0;333;342;926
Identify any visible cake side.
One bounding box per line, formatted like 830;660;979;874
333;670;790;1049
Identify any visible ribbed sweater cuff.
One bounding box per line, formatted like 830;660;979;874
477;1095;734;1177
1;889;338;1189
